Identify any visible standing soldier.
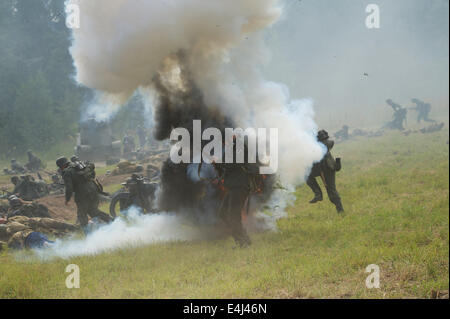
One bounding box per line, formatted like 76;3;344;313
215;137;253;247
56;157;112;232
307;130;344;213
122;131;136;158
411;98;436;124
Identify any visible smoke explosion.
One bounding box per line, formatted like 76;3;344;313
58;0;326;254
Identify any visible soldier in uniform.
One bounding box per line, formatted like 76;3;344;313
12;175;47;201
56;157;112;232
10;159;26;174
335;125;350;142
6;195;51;219
307;130;344;213
386;99;407;131
215;137;253;247
122;132;136;158
25;150;44;172
411;98;436;124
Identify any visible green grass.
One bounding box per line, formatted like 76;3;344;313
0;130;448;298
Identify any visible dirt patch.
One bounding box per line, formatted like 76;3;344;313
36;195;77;223
98;174;128;187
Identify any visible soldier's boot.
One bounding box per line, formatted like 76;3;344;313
234;232;251;248
307;177;323;204
309;196;323;204
335;199;344;214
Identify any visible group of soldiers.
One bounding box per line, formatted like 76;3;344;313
385;98;437;131
3;150;44;175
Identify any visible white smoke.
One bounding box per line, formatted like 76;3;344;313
31;206;284;260
67;0;325;185
33;207;203;260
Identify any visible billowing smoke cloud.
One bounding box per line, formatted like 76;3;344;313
30;206;282;260
31;208;197;259
67;0;324;185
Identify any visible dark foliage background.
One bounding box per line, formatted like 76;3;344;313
0;0;148;161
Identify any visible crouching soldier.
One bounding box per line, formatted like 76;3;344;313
56;157;112;232
307;130;344;213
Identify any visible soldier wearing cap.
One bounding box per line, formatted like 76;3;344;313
307;130;344;213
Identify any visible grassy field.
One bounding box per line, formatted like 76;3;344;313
0;129;448;299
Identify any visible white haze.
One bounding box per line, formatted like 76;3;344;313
33;208;201;260
32;206;285;260
265;0;449;130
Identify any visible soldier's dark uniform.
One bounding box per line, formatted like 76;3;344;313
12;175;46;201
335;125;349;142
57;157;111;229
25;150;43;171
411;98;435;124
307;130;344;213
386;99;407;131
216;139;253;247
10;159;26;174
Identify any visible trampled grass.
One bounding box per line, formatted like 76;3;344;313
0;130;448;298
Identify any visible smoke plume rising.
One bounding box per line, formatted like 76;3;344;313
67;0;324;186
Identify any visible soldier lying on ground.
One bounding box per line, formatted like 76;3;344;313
0;215;78;250
6;195;51;219
335;125;350;143
420;122;445;134
111;160;144;176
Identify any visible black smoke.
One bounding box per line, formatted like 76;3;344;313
152;52;275;225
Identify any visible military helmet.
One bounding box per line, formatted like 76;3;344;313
8;195;21;208
56;157;69;169
70;155;80;163
27;150;32;154
10;176;19;184
317;130;329;142
11;159;16;163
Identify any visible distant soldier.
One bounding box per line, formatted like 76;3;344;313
335;125;350;142
386;99;407;131
10;159;26;174
56;157;112;232
137;125;147;148
48;174;65;194
122;132;136;158
12;175;48;201
25;150;44;172
411;98;436;124
307;130;344;213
